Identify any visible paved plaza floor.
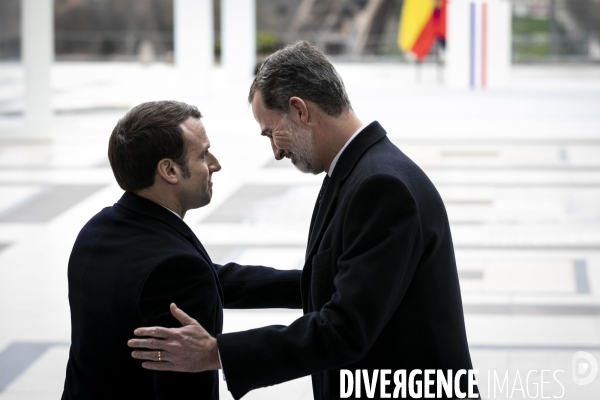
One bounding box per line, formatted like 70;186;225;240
0;61;599;399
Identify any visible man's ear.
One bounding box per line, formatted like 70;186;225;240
156;158;179;185
288;97;309;125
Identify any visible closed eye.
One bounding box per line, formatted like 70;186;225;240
261;129;273;139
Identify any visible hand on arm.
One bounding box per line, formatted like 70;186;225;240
129;303;220;372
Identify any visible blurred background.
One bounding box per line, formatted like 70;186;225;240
1;0;600;63
0;0;599;399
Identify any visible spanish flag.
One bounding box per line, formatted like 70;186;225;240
398;0;447;60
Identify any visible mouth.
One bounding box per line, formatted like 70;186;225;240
283;151;296;164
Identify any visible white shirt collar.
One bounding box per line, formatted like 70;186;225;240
328;122;370;177
161;204;182;220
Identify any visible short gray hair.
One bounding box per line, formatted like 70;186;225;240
248;41;351;116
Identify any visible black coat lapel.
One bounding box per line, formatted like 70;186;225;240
306;175;330;257
306;177;339;259
304;121;388;262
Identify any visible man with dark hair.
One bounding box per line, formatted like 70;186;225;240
129;42;476;400
62;100;301;399
108;101;200;191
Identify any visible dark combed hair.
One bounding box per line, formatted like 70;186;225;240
108;100;201;192
249;40;351;116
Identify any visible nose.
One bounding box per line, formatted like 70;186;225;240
270;138;285;160
209;153;221;172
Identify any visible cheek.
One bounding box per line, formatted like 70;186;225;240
202;165;210;179
272;132;294;149
192;162;209;181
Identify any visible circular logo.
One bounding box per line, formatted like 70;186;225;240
572;351;599;386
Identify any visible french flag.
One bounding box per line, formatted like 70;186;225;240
446;0;511;89
469;1;489;88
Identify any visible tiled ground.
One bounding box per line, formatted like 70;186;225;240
0;62;599;399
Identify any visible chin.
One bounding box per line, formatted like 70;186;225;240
190;197;211;210
201;195;212;207
293;162;320;175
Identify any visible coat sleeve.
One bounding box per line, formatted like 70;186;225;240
217;174;423;400
138;254;221;399
215;263;302;309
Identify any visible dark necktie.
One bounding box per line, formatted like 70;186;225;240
317;175;330;206
307;175;330;258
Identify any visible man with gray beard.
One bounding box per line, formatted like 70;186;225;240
128;41;475;400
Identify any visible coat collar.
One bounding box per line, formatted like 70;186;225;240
116;192;223;302
116;192;212;263
329;121;387;184
117;191;188;234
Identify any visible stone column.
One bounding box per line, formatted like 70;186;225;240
221;0;256;80
174;0;214;102
22;0;53;139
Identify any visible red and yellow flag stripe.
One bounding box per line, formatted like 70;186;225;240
398;0;447;60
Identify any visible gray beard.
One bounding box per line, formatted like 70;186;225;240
284;118;319;175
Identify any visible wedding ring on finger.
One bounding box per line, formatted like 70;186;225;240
158;350;162;362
